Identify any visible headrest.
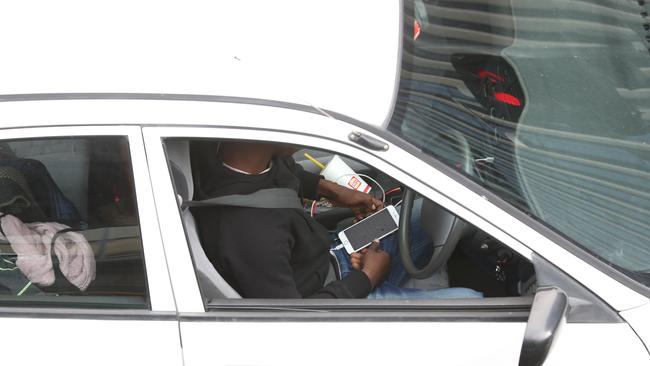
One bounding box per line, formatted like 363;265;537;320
165;140;193;201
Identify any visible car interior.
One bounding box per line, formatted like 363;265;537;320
165;138;537;303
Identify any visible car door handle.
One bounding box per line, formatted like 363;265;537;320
348;132;389;151
519;287;569;366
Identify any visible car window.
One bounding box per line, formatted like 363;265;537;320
0;136;148;308
164;138;535;305
388;0;650;287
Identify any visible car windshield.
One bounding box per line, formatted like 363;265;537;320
388;0;650;287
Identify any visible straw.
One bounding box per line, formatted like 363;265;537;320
303;153;325;170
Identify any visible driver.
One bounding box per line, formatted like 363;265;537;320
193;141;482;299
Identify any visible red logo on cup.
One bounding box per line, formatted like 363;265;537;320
347;176;361;190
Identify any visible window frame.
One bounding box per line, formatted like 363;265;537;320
0;125;175;312
146;124;542;318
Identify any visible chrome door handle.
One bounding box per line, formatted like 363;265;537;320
348;132;389;151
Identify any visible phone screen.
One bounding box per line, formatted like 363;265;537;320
341;207;399;252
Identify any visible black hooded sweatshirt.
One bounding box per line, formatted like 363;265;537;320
192;154;371;299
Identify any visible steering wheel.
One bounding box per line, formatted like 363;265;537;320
398;130;474;279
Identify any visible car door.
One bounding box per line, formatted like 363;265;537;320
142;102;649;365
0;125;182;366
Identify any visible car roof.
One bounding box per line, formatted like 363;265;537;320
0;0;400;126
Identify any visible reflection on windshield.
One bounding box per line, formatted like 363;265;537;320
389;0;650;286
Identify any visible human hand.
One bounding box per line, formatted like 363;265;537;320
317;179;384;221
359;241;390;288
350;245;374;270
351;250;365;270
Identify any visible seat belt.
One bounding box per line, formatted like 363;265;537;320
182;187;340;281
181;188;303;210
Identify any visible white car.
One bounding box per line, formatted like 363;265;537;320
0;1;648;365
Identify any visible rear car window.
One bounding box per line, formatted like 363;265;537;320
0;136;148;308
389;0;650;286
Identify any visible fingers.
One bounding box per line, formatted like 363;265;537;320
365;197;383;214
350;244;378;271
364;195;381;211
360;240;390;288
372;197;384;210
351;251;365;270
351;258;362;270
354;197;383;221
368;240;381;251
369;198;377;211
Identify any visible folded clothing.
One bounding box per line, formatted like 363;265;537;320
0;213;54;286
0;212;96;291
29;222;96;291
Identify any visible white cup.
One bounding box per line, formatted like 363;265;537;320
321;155;371;193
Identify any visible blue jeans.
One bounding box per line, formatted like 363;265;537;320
331;200;483;299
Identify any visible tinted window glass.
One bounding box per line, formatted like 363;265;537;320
389;0;650;286
0;136;147;308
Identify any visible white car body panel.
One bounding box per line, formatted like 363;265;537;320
544;323;650;365
621;302;650;353
181;321;527;366
1;317;182;366
125;126;178;311
180;321;650;366
143;128;206;313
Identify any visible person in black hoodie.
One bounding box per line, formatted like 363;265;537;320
192;141;389;299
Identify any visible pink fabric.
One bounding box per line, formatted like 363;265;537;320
0;213;55;286
0;213;96;291
29;222;96;291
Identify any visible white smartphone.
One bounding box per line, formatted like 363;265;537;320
338;205;400;254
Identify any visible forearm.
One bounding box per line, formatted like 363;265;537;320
317;178;346;201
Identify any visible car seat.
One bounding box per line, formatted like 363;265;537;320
165;140;241;300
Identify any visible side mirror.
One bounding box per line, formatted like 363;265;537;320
519;287;569;366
